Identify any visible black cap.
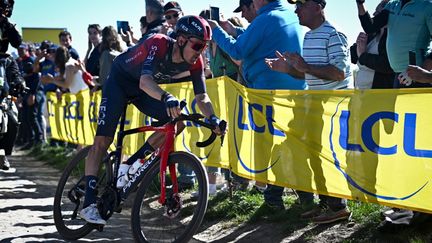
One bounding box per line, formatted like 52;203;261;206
234;0;253;13
164;1;182;14
288;0;326;8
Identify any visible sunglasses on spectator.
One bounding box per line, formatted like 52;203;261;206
165;12;179;20
188;38;207;52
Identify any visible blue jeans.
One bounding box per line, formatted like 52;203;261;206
36;91;46;142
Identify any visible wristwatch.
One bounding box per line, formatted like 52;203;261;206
356;0;365;4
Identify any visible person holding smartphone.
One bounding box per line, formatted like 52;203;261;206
162;1;184;38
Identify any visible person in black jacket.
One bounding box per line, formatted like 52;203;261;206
350;0;394;89
0;53;25;170
0;0;21;53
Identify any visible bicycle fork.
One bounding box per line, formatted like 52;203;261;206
159;124;178;205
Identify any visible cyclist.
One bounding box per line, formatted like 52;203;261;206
80;15;226;225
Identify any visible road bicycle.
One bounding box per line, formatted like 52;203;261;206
53;101;226;242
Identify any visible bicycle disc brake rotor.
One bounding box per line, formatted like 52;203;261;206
165;193;182;219
98;186;118;220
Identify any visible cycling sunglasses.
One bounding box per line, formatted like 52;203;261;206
165;12;179;20
188;39;207;52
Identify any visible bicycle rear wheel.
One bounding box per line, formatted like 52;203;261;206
53;146;108;240
131;151;208;243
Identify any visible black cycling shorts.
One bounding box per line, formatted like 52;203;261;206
95;65;170;137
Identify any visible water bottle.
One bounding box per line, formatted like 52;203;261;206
127;158;145;179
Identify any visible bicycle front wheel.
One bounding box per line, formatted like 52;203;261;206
131;151;208;243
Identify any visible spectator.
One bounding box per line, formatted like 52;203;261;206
266;0;353;224
208;16;243;81
58;30;80;60
120;16;148;46
234;0;258;23
33;41;57;145
84;24;102;77
144;0;165;37
208;0;306;210
16;43;35;149
350;0;393;89
0;0;21;53
356;0;432;231
41;46;91;95
98;26;123;87
0;52;25;170
162;1;184;38
21;60;43;149
120;0;164;47
356;0;432;88
160;2;190;82
208;0;306;90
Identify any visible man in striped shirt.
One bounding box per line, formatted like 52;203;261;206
266;0;353;224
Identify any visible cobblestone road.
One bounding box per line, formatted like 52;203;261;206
0;151;135;242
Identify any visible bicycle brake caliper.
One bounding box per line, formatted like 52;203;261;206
164;193;182;219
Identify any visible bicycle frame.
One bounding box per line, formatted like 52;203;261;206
109;104;179;205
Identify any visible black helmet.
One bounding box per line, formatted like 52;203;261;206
176;15;212;41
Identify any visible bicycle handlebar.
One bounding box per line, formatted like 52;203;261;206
150;100;226;147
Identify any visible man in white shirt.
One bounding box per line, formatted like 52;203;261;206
266;0;353;224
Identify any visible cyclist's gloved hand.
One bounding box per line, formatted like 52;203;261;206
209;114;227;136
161;91;181;118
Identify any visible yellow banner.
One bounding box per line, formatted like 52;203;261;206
48;77;432;213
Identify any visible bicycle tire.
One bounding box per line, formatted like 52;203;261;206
53;145;106;240
131;151;208;243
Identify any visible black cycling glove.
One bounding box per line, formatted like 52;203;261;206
161;92;180;109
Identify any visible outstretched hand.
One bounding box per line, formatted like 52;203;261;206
406;65;432;83
265;51;290;74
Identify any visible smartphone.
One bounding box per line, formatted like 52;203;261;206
409;50;416;65
117;20;130;34
210;6;220;22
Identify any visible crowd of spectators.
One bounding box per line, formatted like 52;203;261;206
8;0;432;231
